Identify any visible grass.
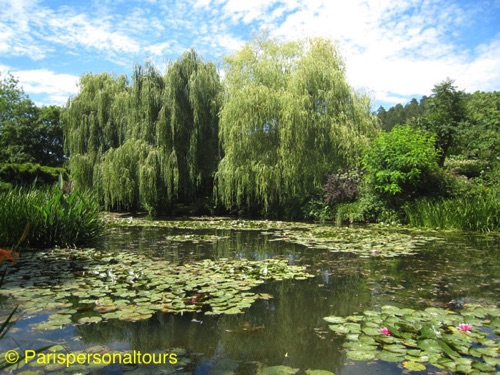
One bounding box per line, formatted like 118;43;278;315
0;181;104;248
403;191;500;232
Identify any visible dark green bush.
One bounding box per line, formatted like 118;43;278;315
0;163;66;186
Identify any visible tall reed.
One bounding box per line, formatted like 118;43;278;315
0;183;104;248
403;191;499;232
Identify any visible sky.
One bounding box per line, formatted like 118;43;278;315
1;0;499;109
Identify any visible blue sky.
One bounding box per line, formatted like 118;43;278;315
1;0;499;109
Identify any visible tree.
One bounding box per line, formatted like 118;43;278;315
418;79;467;166
0;73;65;167
64;50;221;214
377;97;427;132
459;91;499;163
216;36;377;214
160;50;221;202
33;106;65;166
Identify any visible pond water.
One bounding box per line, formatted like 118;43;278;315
1;221;499;374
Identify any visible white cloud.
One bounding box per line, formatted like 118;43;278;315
458;37;500;93
210;33;245;52
221;0;300;24
0;66;79;106
268;0;499;106
42;13;141;54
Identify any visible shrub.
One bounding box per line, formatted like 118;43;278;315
334;191;400;225
303;197;334;222
362;125;439;201
0;163;66;186
444;157;489;178
323;170;361;205
334;201;362;225
0;182;104;248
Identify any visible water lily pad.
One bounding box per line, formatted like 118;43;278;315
78;316;103;324
377;351;405;362
417;339;442;353
323;316;346;324
346;350;377;361
260;365;299;375
471;360;496;372
101;311;122;320
304;370;335;375
402;361;426;371
361;327;381;336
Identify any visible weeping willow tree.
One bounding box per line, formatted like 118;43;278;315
64;50;221;214
216;36;378;215
96;139;150;211
64;73;129;190
159;50;221;202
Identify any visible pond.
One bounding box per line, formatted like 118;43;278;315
1;218;499;374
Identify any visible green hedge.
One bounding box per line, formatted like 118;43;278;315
0;163;66;186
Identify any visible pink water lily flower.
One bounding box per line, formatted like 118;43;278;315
380;327;391;335
457;323;472;332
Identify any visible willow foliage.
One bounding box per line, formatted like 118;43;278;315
216;37;378;213
161;50;221;201
64;50;221;214
64;73;129;190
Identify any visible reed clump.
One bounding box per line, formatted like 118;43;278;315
0;182;104;248
403;190;499;232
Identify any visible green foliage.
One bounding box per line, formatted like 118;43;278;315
362;125;439;200
477;160;500;188
216;36;377;214
64;50;221;214
456;90;499;163
0;182;104;248
377;97;427;132
0;163;66;186
415;79;467;166
0;73;65;167
403;190;500;232
0;181;12;192
96;139;175;215
302;197;334;223
444;157;489;178
334;201;362;225
325;305;500;373
334;191;399;225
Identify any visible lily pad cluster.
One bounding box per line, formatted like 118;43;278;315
106;215;311;231
164;234;229;244
0;248;313;329
107;216;442;258
271;226;441;258
324;304;499;373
